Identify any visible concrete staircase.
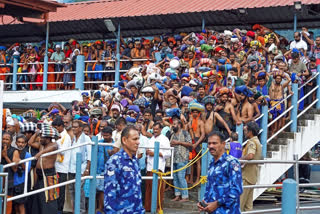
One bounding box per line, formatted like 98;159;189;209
253;108;320;200
161;108;320;211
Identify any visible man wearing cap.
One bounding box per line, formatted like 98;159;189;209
32;124;59;214
51;44;65;89
235;86;254;124
141;85;160;117
289;52;309;76
108;104;121;127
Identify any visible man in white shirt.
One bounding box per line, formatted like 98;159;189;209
52;118;72;214
111;117;126;155
144;122;171;212
95;120;108;141
68;120;92;214
290;32;308;56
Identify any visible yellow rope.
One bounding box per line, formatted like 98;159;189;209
153;147;209;214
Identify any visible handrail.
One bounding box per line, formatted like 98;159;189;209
268;94;293;113
3;141;93;169
298;85;319;104
0;69;128;76
267;106;293;128
297;99;319;118
0;58;150;66
298;72;319;90
7;175;92;202
242;208;281;214
239;160;320;164
254;113;264;121
84;58;150;63
267;120;293;143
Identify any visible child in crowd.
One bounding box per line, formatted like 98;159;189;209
226;132;242;159
62;58;72;90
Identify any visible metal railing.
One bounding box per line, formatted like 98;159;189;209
0;138;174;212
1;57;151;90
239;159;320;213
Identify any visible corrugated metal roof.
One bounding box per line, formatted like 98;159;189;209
48;0;320;22
1;0;320;43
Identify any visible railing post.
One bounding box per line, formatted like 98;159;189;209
290;83;298;132
282;178;297;214
43;21;49;91
200;143;208;202
0;165;3;214
236;123;243;145
261;105;268;158
293;154;300;213
114;23;121;88
293;13;297;32
75;152;82;214
88;136;98;214
316;65;320;109
12;58;18;91
151;141;160;214
75;55;85;90
201;17;205;31
43;55;48;91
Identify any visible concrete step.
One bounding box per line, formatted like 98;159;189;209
267;144;280;152
307;108;320;114
163;198;198;212
298;119;308;127
299;113;315;120
278;132;295;139
269;138;288;145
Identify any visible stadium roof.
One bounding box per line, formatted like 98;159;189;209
0;0;64;20
1;0;320;43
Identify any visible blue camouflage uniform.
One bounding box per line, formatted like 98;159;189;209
104;148;145;214
204;153;243;214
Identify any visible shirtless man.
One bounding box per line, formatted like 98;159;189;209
269;71;291;135
142;108;154;138
187;109;205;184
248;94;261;121
235;86;255;124
203;96;232;138
230;52;241;77
131;40;144;66
32;124;59;214
215;88;240;133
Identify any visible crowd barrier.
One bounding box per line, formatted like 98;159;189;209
0;57;150;90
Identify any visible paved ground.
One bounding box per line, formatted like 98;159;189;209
147;202;320;213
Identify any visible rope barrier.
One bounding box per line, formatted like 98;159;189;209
152;147;209;214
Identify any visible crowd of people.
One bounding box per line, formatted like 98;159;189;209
1;23;320;213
